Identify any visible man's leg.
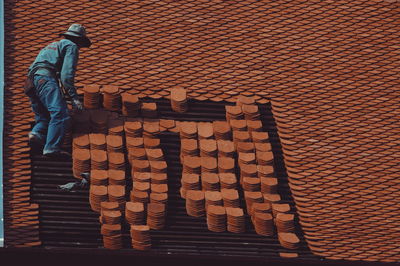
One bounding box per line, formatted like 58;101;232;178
29;78;50;147
34;75;71;155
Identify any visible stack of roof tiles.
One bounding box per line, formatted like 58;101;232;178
178;95;300;251
71;93;176;250
4;0;400;263
170;88;188;113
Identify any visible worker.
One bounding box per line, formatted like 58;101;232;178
25;24;91;157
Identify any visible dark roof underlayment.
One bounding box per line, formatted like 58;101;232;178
3;0;400;264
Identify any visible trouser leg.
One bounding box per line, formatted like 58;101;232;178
29;93;50;141
34;75;70;154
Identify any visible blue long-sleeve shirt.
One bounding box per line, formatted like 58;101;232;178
28;39;79;99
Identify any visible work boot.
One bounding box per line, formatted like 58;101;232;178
29;132;44;154
29;132;44;146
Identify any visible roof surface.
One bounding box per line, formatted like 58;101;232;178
3;0;400;263
30;97;319;261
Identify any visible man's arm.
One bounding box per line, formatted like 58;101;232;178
60;43;79;99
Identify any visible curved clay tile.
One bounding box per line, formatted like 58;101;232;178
100;202;120;212
230;119;247;131
226;207;245;233
133;172;151;183
182;156;201;173
239;164;258;178
108;185;125;199
179;121;198;139
205;191;223;205
108;152;126;169
145;148;164;161
151;173;168;184
150;193;168;204
106;135;124;153
251;131;269;143
126;137;144;148
90;150;108;170
83;84;101;109
247;120;263;132
144;137;160;148
255;142;272;152
200;157;218;173
199;139;217;157
276;213;295;233
221;189;240;208
242;177;261;192
185;190;205;217
108;169;126;186
217;140;235;157
160;119;175;130
261;177;278;194
217;157;235;173
89;133;107;149
278;232;300;249
132;160;151;172
206;205;226;232
73;134;90;149
90;170;108;186
225;105;244;121
238;152;256;165
253;212;274;236
219;173;238;189
233;131;251;143
213;121;231;140
149;160;167;173
197;122;214;139
151;184;168;194
170;88;188;113
130;190;149;204
133;181;151;193
73;148;91;161
128;147;147;161
201;173;220;191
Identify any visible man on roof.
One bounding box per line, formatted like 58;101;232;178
25;24;91;158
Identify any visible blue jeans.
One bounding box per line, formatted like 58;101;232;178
29;75;70;154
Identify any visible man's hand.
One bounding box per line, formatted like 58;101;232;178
72;98;83;111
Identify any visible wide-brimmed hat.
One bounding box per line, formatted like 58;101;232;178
60;24;91;48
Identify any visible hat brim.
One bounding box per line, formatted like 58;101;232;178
60;33;91;48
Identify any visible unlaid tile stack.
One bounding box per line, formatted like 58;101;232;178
72;135;90;179
71;98;174;251
99;201;123;249
126;118;168;250
71;109;130;250
179;119;246;234
83;84;101;109
170;88;188;113
231;95;299;249
103;85;121;112
121;92;141;117
131;225;151;250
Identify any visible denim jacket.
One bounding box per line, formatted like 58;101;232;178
28;39;79;99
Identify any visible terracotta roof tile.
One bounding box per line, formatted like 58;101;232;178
170;88;188;113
